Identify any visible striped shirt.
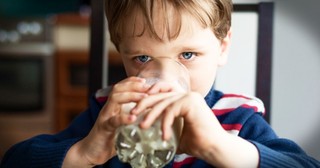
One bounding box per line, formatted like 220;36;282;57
2;87;319;168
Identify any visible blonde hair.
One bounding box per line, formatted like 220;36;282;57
105;0;233;50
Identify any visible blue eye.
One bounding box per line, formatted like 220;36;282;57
135;55;151;63
181;52;194;60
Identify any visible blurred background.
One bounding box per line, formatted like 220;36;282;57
0;0;319;161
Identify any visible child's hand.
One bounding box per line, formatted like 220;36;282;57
131;82;259;167
63;77;150;167
132;84;224;156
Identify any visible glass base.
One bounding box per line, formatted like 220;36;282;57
115;121;176;168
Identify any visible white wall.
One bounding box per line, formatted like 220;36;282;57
215;12;258;96
271;0;320;160
218;0;320;160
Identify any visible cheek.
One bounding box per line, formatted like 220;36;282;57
189;64;217;97
188;50;222;96
121;56;145;77
125;68;140;77
122;61;138;77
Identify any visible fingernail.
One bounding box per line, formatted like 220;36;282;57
140;121;148;129
143;84;151;89
131;108;138;114
128;114;136;121
148;89;157;94
140;78;147;82
140;93;148;98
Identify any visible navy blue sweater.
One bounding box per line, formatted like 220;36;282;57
1;87;319;168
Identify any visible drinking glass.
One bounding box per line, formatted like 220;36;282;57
115;58;190;168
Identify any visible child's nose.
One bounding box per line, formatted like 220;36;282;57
137;57;190;90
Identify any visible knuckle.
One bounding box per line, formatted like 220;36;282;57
128;76;138;80
109;92;119;101
109;93;116;99
133;83;143;91
112;83;121;90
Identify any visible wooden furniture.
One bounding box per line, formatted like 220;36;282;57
54;13;90;131
55;50;89;131
54;9;126;131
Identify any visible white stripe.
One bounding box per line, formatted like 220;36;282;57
245;98;265;113
212;95;265;113
213;97;251;109
174;153;193;162
226;129;240;136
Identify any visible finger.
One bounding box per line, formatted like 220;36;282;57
147;81;173;94
131;92;177;115
162;100;183;140
124;76;146;83
104;113;137;131
162;108;175;140
140;94;183;129
110;92;148;104
100;89;149;120
113;77;151;93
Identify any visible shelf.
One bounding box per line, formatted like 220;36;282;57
55;13;90;26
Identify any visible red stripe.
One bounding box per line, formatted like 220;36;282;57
241;104;259;112
96;96;108;103
212;103;262;116
212;108;235;115
221;123;242;131
173;157;196;168
242;104;265;116
222;94;251;100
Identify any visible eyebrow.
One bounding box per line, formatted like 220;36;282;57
122;38;209;56
176;42;208;52
123;45;206;56
179;46;201;51
123;48;147;56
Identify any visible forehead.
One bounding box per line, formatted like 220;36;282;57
121;1;204;42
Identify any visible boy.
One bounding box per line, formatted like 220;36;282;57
1;0;319;167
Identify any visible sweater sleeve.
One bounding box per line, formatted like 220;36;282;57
1;136;81;168
0;95;102;168
239;114;320;168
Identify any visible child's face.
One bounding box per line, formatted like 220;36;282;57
117;10;231;97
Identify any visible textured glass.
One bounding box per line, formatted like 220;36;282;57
115;58;190;168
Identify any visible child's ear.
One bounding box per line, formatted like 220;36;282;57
218;29;232;67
